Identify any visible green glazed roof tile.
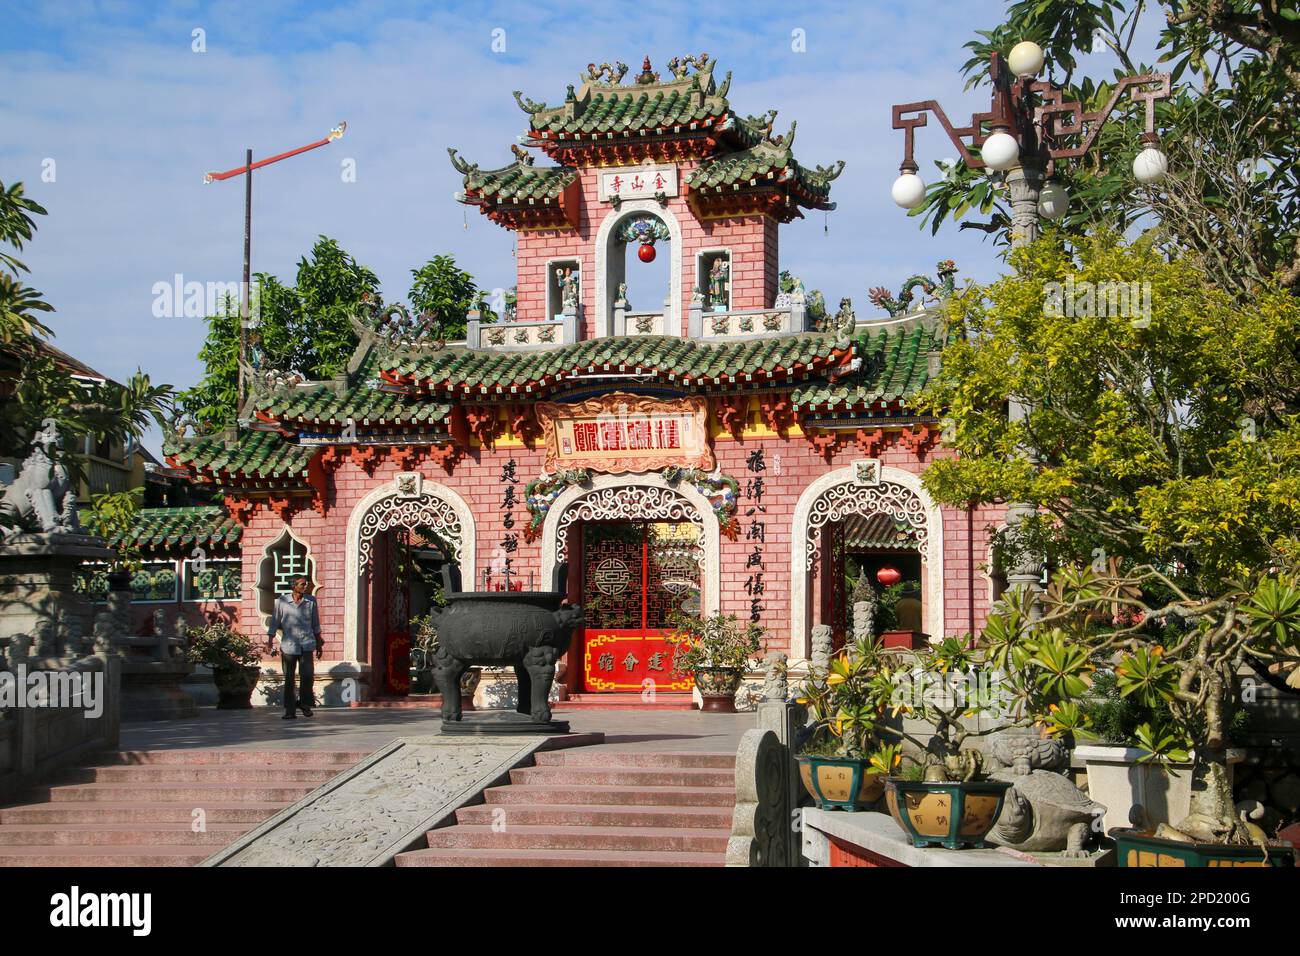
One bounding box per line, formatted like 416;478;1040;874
79;505;242;556
386;332;849;395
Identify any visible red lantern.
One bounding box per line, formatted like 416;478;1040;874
637;242;656;263
876;566;902;587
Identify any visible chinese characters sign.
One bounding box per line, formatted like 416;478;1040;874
537;394;714;474
597;163;679;202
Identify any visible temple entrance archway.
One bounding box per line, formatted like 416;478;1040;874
789;461;944;659
343;474;476;696
540;473;719;693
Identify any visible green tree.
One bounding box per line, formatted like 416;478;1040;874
921;233;1300;589
177;296;240;432
408;254;477;340
294;236;378;377
1;179;173;478
180;237;380;428
0;179;54;346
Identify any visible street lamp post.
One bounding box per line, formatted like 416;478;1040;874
888;45;1172;607
204;122;347;412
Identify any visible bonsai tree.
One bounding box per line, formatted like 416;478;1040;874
796;635;904;772
987;568;1300;844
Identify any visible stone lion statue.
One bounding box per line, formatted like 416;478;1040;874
1;419;80;538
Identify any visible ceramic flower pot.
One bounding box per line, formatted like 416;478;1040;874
798;756;887;811
1110;827;1296;868
693;666;742;713
213;665;260;710
885;778;1013;849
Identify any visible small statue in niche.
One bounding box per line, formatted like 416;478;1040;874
616;281;629;306
555;267;580;312
707;256;730;311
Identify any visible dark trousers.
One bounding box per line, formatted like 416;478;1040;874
281;652;315;714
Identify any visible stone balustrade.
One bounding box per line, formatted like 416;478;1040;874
467;305;580;350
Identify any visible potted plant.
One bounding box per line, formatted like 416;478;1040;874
879;636;1015;848
1073;671;1248;834
81;489;144;592
795;635;903;811
990;566;1300;866
185;620;261;709
668;611;763;713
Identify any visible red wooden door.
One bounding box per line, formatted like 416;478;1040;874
581;522;698;692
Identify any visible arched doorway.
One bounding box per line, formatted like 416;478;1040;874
540;474;719;693
343;474;476;698
594;200;683;337
790;461;944;659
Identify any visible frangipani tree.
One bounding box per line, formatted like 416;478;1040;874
986;568;1300;842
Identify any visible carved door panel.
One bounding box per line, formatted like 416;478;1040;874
384;528;411;696
581;521;698;692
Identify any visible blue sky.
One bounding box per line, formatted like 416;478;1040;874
1;1;1166;454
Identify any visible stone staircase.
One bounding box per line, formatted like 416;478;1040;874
395;749;735;867
0;749;369;867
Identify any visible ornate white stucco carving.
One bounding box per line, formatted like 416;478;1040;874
553;485;704;565
804;479;930;570
356;493;464;572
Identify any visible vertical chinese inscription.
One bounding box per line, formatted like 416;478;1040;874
744;448;767;623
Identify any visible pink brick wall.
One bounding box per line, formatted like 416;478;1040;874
233;429;1003;668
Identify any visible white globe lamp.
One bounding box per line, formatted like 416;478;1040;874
1133;146;1169;185
980;131;1021;171
891;171;926;209
1037;181;1069;219
1007;41;1045;78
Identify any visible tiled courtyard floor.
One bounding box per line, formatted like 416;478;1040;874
119;707;757;757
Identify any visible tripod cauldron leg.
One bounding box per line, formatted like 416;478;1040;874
432;648;466;721
522;645;557;723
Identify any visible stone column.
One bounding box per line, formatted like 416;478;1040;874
1002;164;1046;611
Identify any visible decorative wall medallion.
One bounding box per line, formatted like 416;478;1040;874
394;472;422;498
592;558;631;596
854;459;881;486
536;393;714;475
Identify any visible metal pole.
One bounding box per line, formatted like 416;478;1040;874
238;147;252;413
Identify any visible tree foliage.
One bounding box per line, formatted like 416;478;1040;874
180;240;481;430
408;254;477;341
921;233;1300;589
0;179;54;345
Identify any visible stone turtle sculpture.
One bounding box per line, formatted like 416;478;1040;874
988;769;1105;856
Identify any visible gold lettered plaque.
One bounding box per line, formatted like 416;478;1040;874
535;393;714;475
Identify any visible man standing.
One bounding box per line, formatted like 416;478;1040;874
266;576;322;719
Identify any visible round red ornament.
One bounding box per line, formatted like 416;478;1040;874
637;243;656;263
876;566;902;587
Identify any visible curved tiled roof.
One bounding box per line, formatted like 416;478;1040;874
380;333;853;397
165;429;317;483
790;324;937;411
80;505;242;555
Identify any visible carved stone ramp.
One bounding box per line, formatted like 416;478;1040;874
203;733;601;867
